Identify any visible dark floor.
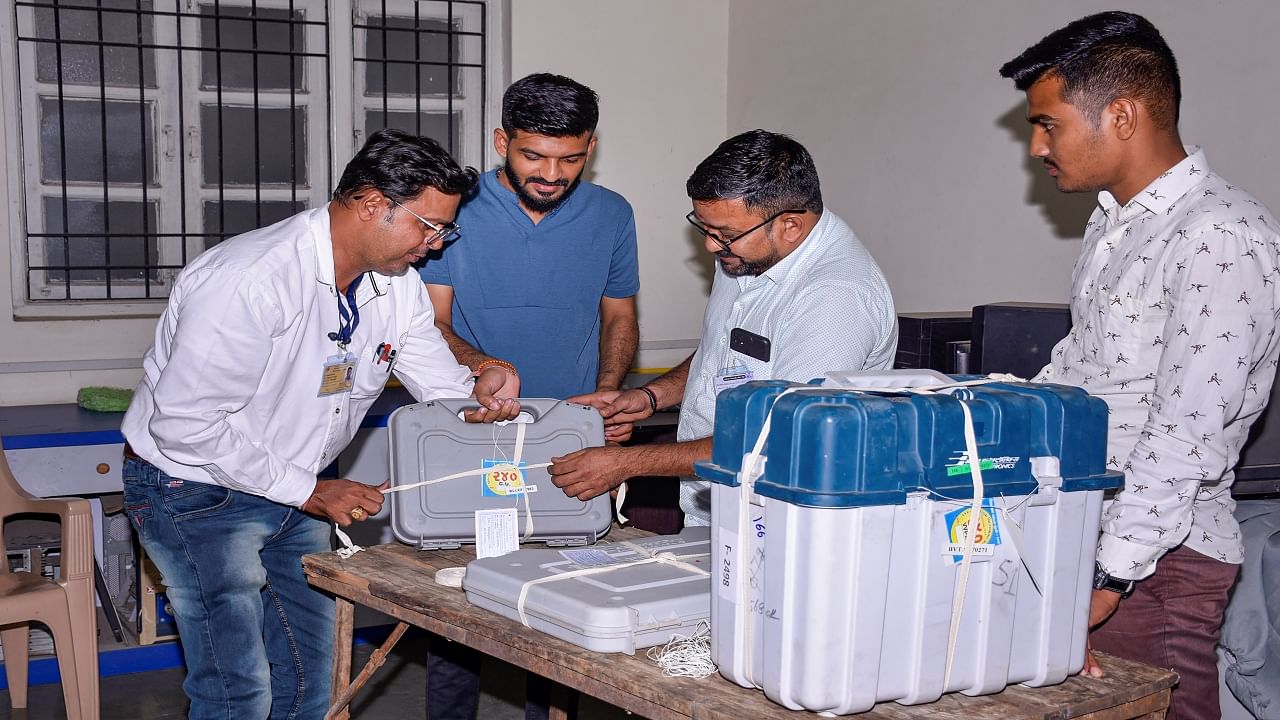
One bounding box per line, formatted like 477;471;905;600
0;629;632;720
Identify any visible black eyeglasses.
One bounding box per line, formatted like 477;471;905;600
392;200;461;244
685;208;806;253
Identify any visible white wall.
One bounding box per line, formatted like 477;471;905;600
725;0;1280;313
508;0;729;370
0;1;728;404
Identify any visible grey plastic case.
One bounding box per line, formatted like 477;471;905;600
463;528;711;655
388;398;612;550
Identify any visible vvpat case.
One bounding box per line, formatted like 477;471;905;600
388;398;612;549
463;527;712;654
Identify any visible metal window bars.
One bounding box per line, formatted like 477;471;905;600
14;0;488;303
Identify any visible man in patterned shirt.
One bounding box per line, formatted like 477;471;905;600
1001;12;1280;719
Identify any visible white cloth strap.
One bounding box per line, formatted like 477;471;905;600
513;421;535;541
334;524;363;559
943;394;985;689
334;419;550;556
615;482;629;525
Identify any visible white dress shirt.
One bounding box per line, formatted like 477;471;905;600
1036;148;1280;580
678;210;898;525
123;207;474;508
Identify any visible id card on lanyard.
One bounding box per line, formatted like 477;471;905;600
318;353;356;396
319;276;362;396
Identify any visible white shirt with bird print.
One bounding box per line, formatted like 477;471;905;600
1036;148;1280;581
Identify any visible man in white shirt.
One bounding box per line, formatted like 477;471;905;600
1001;13;1280;720
548;130;897;525
121;129;519;719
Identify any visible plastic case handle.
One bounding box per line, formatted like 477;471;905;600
426;397;568;423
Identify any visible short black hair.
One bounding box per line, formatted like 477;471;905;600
999;11;1180;130
686;129;823;217
332;129;478;203
501;73;599;138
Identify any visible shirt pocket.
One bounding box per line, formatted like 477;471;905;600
349;354;391;400
1110;289;1169;364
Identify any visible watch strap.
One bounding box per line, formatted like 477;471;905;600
1093;562;1136;598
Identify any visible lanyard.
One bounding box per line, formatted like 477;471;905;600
331;275;363;349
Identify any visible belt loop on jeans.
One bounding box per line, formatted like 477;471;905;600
123;443;145;463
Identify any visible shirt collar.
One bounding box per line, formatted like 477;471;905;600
1097;146;1207;223
312;206;337;293
313;204;389;305
745;209;833;286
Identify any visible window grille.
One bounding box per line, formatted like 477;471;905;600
12;0;491;304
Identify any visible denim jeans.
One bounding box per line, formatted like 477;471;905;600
124;457;334;720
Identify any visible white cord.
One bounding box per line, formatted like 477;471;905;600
334;524;363;559
646;620;716;678
332;456;553;557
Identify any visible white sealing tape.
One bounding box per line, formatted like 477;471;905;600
434;566;466;588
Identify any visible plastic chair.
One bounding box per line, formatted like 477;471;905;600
0;450;99;720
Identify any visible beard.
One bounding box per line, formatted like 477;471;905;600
716;224;783;277
717;248;781;277
503;161;580;214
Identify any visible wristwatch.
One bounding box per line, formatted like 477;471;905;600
1092;562;1136;598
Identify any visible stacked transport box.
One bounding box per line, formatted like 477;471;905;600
695;373;1122;714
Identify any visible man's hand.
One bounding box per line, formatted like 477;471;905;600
466;366;521;422
1080;588;1124;678
301;479;388;526
569;388;652;443
549;446;636;500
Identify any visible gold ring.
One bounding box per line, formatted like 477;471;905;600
350;506;365;521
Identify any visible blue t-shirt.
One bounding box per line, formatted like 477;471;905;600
420;169;640;398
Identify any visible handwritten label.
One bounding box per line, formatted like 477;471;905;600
717;528;738;602
474;508;519;559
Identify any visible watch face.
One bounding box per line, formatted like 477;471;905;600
1093;564;1109;590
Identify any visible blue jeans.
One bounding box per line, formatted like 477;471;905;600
124;457;334;720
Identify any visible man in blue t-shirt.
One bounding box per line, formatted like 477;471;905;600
418;73;639;720
421;72;639;402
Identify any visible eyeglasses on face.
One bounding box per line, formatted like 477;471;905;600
685;207;807;253
391;199;461;244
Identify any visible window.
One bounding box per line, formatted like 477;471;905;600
5;0;500;314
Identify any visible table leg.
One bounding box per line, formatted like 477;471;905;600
328;597;354;720
326;622;409;720
549;683;571;720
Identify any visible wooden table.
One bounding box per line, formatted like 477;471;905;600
303;526;1177;720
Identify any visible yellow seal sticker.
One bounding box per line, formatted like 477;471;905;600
482;459;530;497
948;507;995;545
943;501;1002;562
